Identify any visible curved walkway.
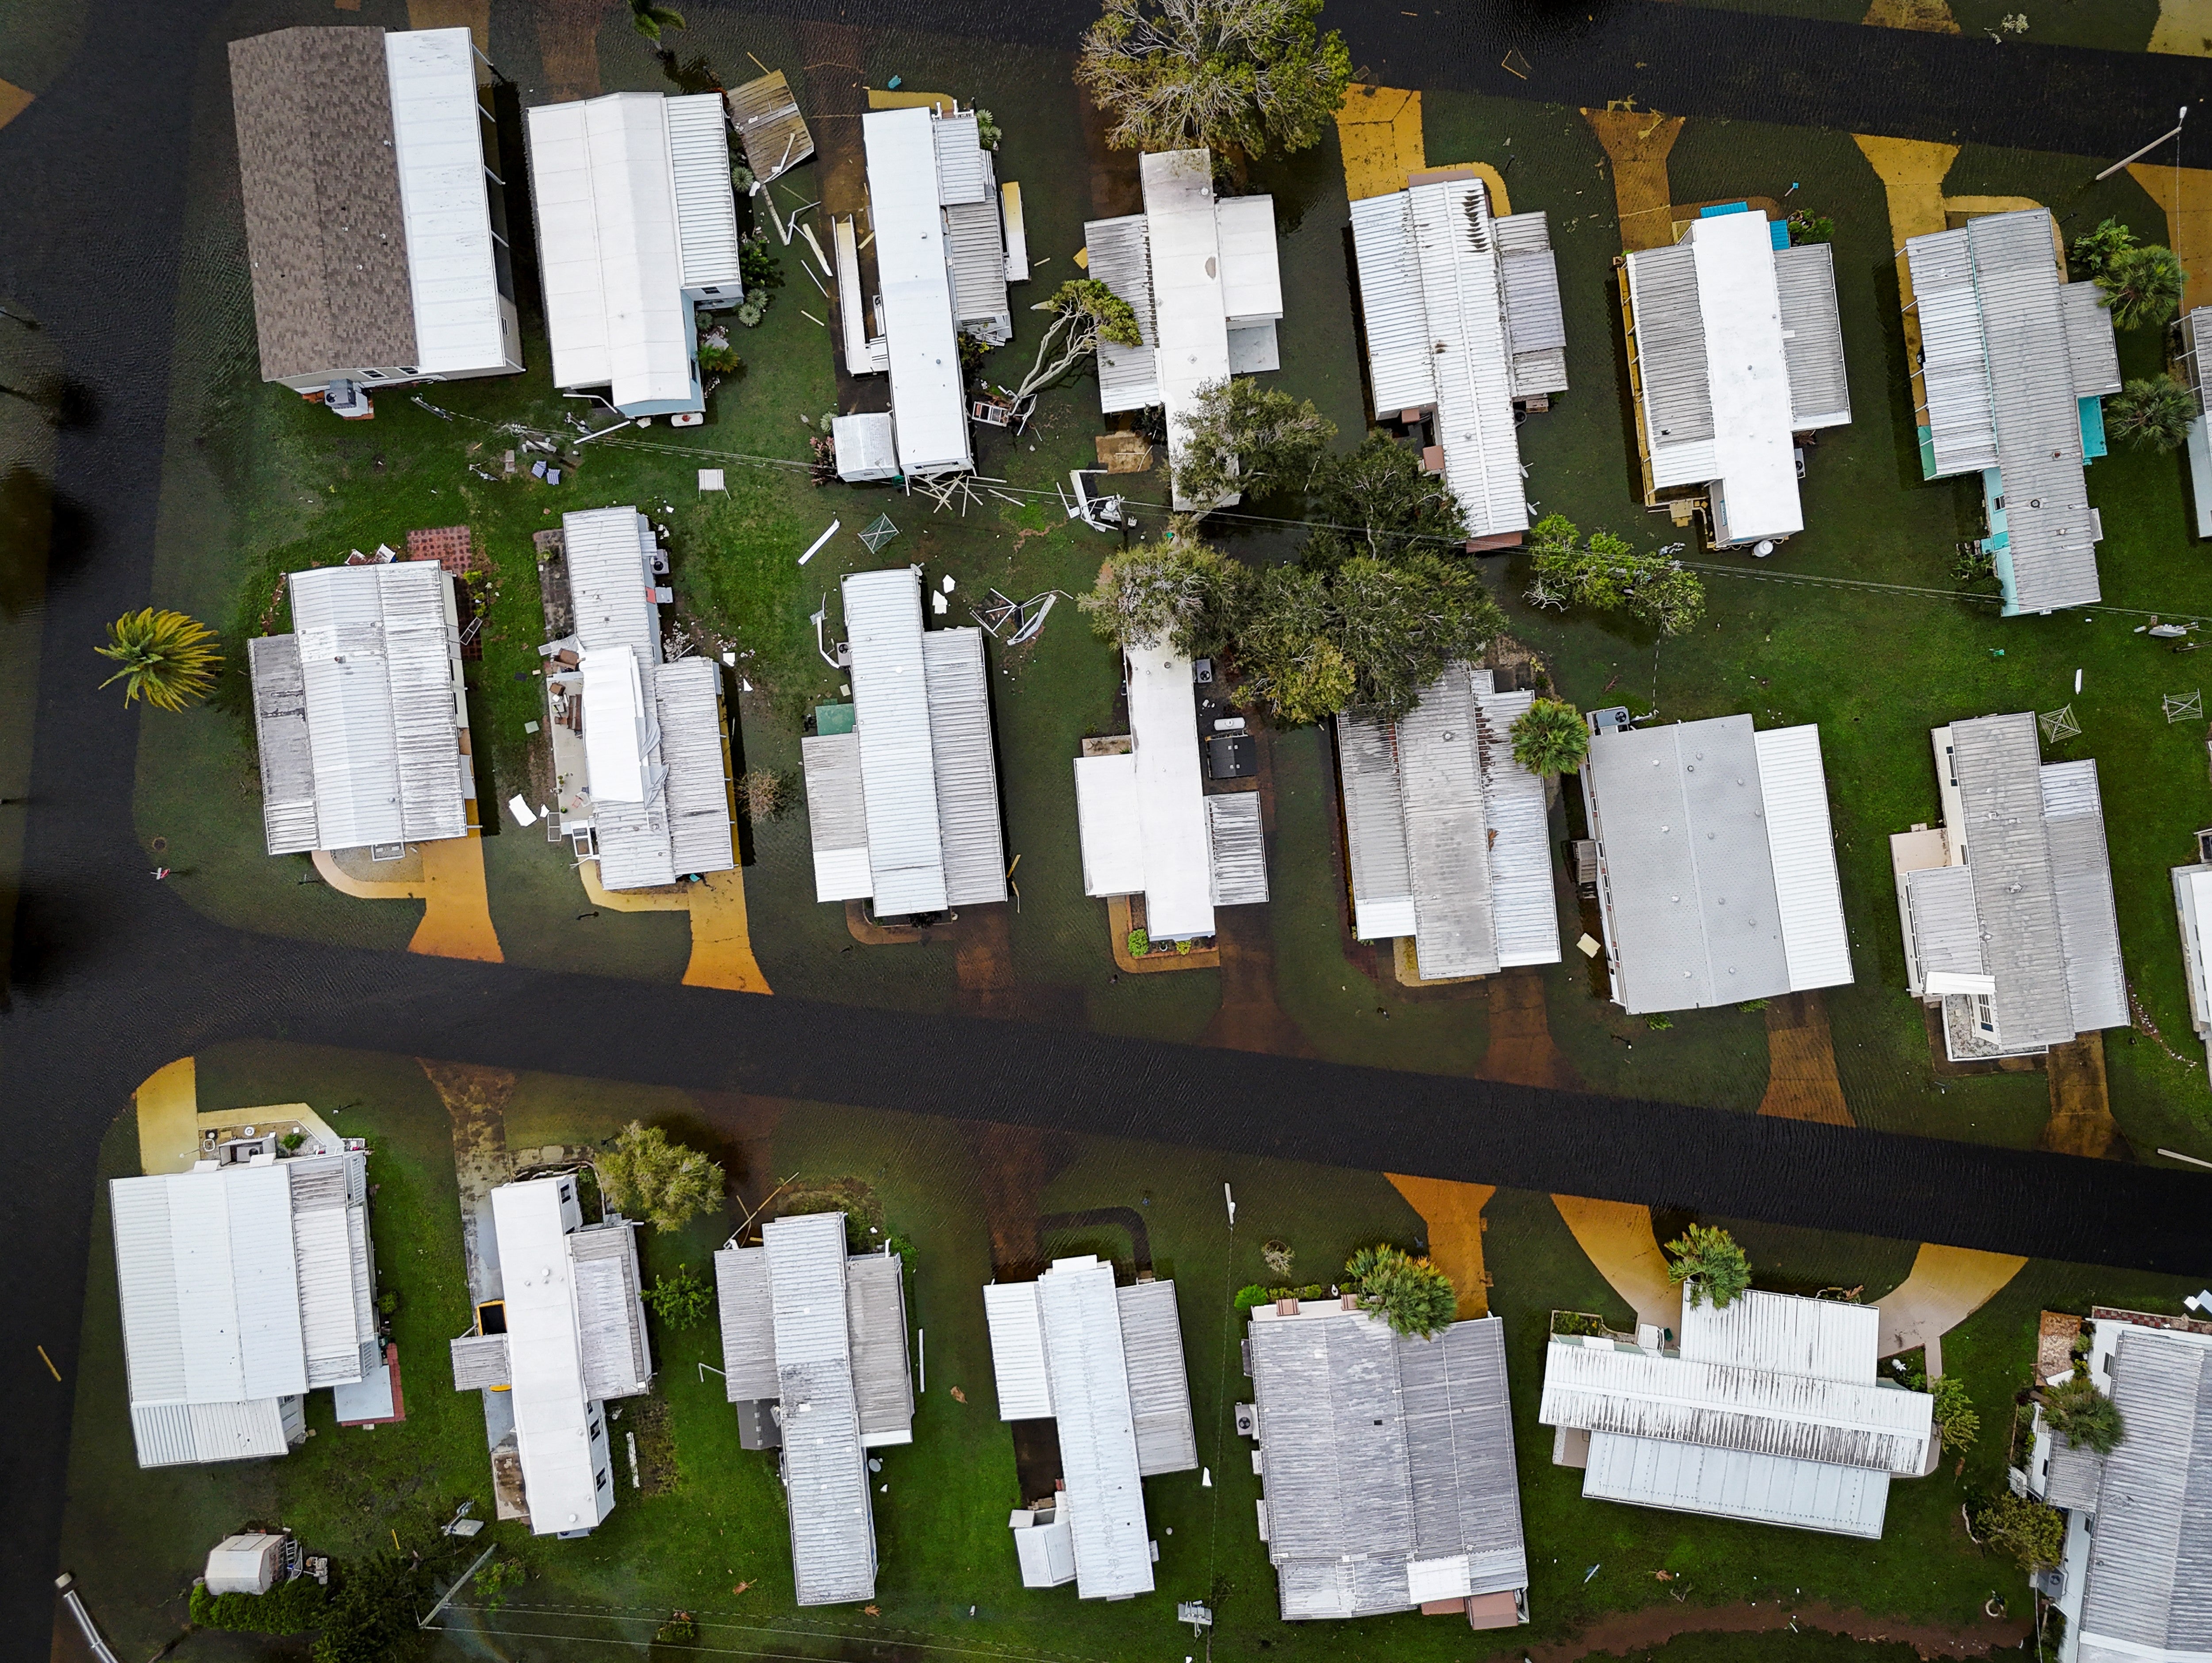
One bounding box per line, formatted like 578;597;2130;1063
578;864;770;995
1551;1195;1682;1334
311;833;503;964
1873;1244;2031;1360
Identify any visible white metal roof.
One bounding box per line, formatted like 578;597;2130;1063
1073;752;1147;898
864;108;972;475
832;411;899;482
1541;1289;1931;1479
846;567;948;916
1117;1280;1198;1476
2040;757;2128;1033
1582;716;1850;1013
663;94;742;292
1397;666;1499;978
1582;1432;1892;1537
111;1155;374;1468
1336;712;1417;941
1128;643;1214;939
983;1280;1055;1420
922;628;1007;906
1036;1258;1155;1598
1477;687;1563;966
765;1213;878;1605
1215;195;1283;324
1144;150;1235;509
1753;725;1854;992
271;561;467;852
562;506;661;659
1206;793;1270;908
526;93;699;411
802;731;872;901
1497;211;1570;399
655;655;735;877
1349;181;1529;536
383;29;507;376
1772;243;1851;429
1689;211;1801;544
130;1399;297;1468
581;648;652;806
1083;215;1161;414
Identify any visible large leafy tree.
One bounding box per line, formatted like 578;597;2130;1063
1344;1244;1456;1339
1510;696;1588;778
598;1121;724;1234
1973;1491;2066;1570
1079;535;1252;657
97;608;221;711
2097;243;2185;331
2106;374;2196;453
1239;552;1505;726
1077;0;1352;159
1663;1222;1751;1310
1524;513;1705;637
1302;431;1468;568
1172;375;1336;514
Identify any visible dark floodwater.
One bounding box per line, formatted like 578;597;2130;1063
3;0;2209;1652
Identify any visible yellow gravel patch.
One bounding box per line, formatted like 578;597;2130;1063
1335;84;1424;202
311;833;503;963
2151;0;2212;54
1384;1175;1496;1318
0;80;31;131
1583;109;1684;253
405;0;489;50
1862;0;1960;31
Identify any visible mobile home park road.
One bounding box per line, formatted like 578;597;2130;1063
3;0;2208;1649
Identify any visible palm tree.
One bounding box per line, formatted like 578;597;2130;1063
2106;375;2197;454
2096;244;2184;331
96;609;221;712
1344;1244;1457;1339
1663;1222;1751;1310
627;0;686;44
1511;696;1588;777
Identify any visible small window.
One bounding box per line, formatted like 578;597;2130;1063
596;1468;609;1491
398;366;417;376
360;369;387;381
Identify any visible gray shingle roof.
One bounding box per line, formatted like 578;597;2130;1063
2078;1326;2212;1662
228;27;418;382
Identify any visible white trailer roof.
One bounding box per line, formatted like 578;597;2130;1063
765;1213;878;1605
922;628;1007;905
492;1180;622;1535
527;94;722;411
562;507;661;659
1690;211;1801;544
581;647;652;807
266;562;466;853
1128;643;1214;939
1033;1258;1156;1598
1073;752;1147;897
1144;151;1235;509
1753;724;1853;992
802;731;872;901
383;28;507;376
846;568;949;915
864;108;972;475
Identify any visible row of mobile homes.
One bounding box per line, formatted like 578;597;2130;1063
1348;172;1567;549
1337;666;1560;981
539;507;738;890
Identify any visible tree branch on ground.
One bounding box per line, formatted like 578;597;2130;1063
1525;513;1705;636
1006;280;1143;409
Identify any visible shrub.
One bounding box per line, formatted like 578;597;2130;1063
1510;697;1588;777
1664;1223;1751;1310
1787;211;1835;245
1645;1012;1673;1031
598;1122;725;1234
1926;1373;1980;1454
697;341;741;376
473;1558;526;1613
739;768;790;824
644;1266;714;1330
1126;928;1150;957
310;1552;433;1663
2069;216;2135;280
2106;375;2195;454
1260;1239;1294;1279
2097;243;2184;330
974;108;1002;151
2041;1376;2126;1452
1237;1282;1327;1311
1974;1491;2066;1569
189;1577;329;1635
1344;1245;1456;1338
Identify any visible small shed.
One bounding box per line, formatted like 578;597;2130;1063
833;413;900;483
725;70;814;184
1010;1506;1076;1587
204;1533;288;1597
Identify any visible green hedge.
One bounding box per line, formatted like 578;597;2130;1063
189;1576;328;1634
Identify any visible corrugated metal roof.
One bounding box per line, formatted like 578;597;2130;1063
932;112;992;205
572;1223;652;1398
1582;716;1797;1013
765;1213;878;1606
1074;752;1146;898
1625;243;1716;477
450;1332;511;1390
526;94;699;411
1215;194;1283;324
2040;758;2128;1032
1206;792;1270;907
665;93;742;291
1129;644;1215;939
250;635;319;855
284;561;467;851
1083;215;1160;414
713;1244;778;1400
383;29;510;377
1350;192;1435;418
655;656;736;877
724;70;813;182
1905;864;1985;983
1250;1307;1527;1619
1396;668;1498;978
131;1399;296;1468
2077;1325;2212;1659
983;1280;1054;1419
922;628;1006;906
847;1252;913;1445
2059;280;2123;397
1116;1280;1197;1476
1476;688;1562;967
802;732;872;902
1540;1290;1930;1476
2044;1434;2104;1511
864;109;972;475
945;200;1011;340
1035;1257;1155;1599
1773;242;1850;427
1582;1432;1891;1537
845;568;949;916
1907;227;2001;474
1948;714;2077;1048
563;507;660;659
1503;250;1570;400
1336;712;1417;941
1753;725;1853;992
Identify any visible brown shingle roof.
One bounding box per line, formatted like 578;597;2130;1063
229;27;417;383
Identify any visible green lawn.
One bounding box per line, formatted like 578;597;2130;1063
60;1040;2208;1660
